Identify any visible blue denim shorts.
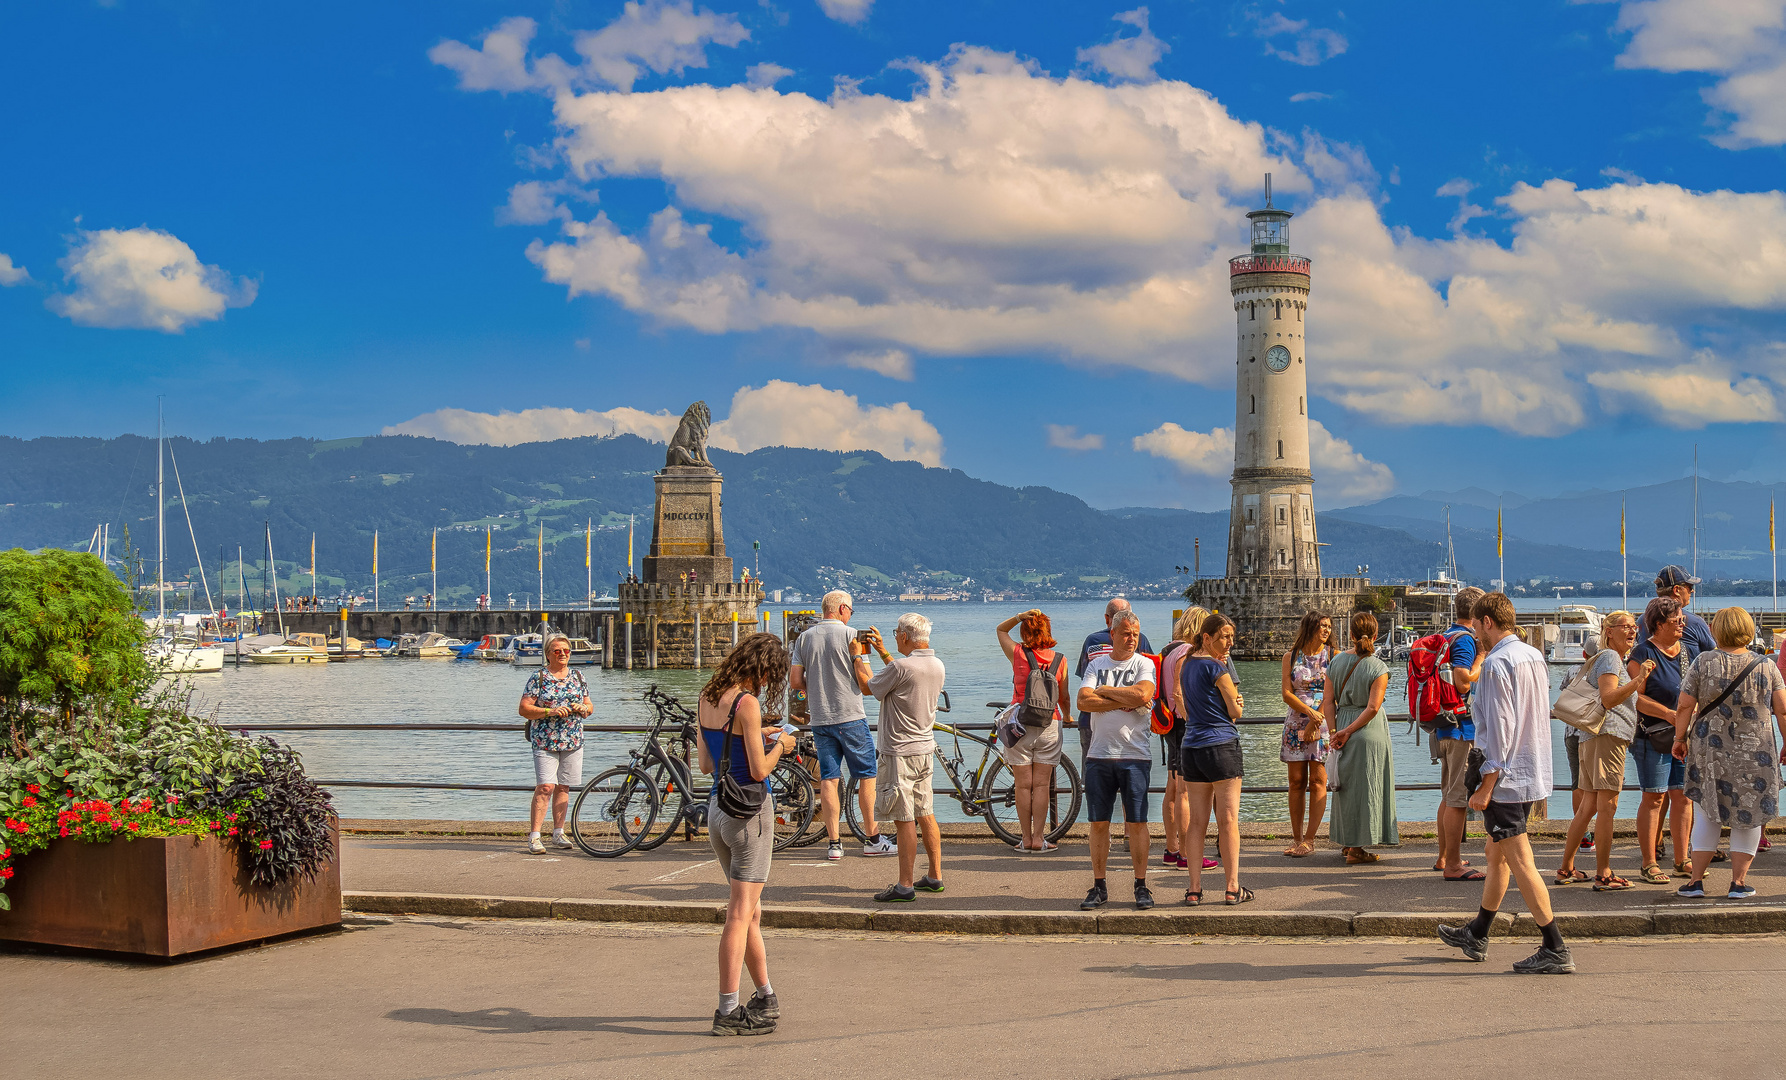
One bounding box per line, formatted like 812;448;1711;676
1085;758;1152;823
813;718;877;781
1631;737;1684;793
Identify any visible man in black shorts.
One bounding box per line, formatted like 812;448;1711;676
1437;593;1574;974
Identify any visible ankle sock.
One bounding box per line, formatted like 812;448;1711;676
756;981;773;998
1467;907;1496;938
719;991;739;1015
1538;920;1565;951
1094;877;1106;890
1135;878;1147;889
528;831;540;841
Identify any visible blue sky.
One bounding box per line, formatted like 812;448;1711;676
4;0;1785;512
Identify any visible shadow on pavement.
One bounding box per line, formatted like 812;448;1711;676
1083;956;1465;982
386;1006;705;1037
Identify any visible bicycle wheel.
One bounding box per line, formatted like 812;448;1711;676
633;751;691;852
569;765;660;857
768;760;816;852
980;754;1082;846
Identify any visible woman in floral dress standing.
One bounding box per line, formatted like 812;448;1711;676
1279;612;1334;857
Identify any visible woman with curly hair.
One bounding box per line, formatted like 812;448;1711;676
697;632;797;1037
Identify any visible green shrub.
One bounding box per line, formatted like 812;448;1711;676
0;548;151;726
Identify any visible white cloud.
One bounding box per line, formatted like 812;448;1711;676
1586;354;1778;427
431;3;748;95
448;38;1786;437
1047;424;1105;451
386;381;945;464
1435;177;1489;232
498;180;574;225
1288;91;1331;102
1077;7;1169;82
746;62;794;88
1604;0;1786;147
1132;419;1394;500
46;227;255;332
0;254;27;286
1248;9;1348;66
838;347;914;379
1132;423;1232;476
816;0;873;26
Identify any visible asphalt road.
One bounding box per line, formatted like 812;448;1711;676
7;917;1784;1079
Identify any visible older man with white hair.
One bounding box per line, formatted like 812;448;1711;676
791;590;893;859
854;612;947;903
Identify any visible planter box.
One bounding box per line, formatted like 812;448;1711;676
0;831;341;958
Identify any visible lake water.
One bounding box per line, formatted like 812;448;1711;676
184;597;1766;824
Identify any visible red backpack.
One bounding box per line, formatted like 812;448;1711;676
1148;642;1192;734
1407;630;1469;736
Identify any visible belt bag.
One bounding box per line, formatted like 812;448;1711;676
715;693;768;820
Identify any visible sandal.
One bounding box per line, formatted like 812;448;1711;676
1443;868;1486;881
1593;874;1634;891
1673;862;1693;878
1554;868;1589;885
1640;863;1671;885
1225;886;1255;906
1283;843;1313;858
1345;850;1380;865
1711;850;1729;863
1183;890;1203;907
1433;860;1471;872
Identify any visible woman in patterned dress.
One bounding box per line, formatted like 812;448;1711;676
1671;607;1786;899
517;632;592;854
1278;612;1334;857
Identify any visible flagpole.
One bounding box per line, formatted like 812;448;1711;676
538;523;545;611
311;533;317;607
1771;495;1777;614
485;527;492;610
627;515;635;581
1496;503;1504;589
373;530;379;611
585;518;592;609
431;528;437;611
1620;501;1628;610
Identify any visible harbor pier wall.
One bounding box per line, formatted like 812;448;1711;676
256;608;619;644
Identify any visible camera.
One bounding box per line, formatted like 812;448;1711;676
856;628;877;645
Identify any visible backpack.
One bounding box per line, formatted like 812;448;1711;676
1017;646;1063;727
1407;630;1469;736
1149;642;1191;734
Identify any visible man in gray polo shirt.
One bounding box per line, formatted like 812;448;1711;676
854;612;946;903
790;590;892;859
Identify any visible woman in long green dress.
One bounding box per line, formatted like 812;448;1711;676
1322;610;1397;862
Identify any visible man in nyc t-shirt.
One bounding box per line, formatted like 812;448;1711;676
1076;610;1157;911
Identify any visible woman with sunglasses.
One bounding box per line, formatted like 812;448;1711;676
518;632;593;854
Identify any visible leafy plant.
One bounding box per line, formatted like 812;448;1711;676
0;548;151;727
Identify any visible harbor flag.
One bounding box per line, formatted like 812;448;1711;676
1496;504;1503;587
431;528;438;611
310;533;317;603
1620;503;1627;609
585;518;592;609
373;529;379;610
627;515;634;578
484;526;492;608
537;522;545;608
1772;497;1778;614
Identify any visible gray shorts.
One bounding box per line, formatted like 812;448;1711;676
709;793;775;884
533;747;583;787
1001;718;1062;767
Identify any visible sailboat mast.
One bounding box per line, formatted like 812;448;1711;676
157;400;166;625
1692;445;1700;585
267;521;285;637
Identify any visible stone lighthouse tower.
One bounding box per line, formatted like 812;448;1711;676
1189;175;1368;659
1227;175;1319;579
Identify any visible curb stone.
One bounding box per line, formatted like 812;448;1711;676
1510;910;1653;937
346;891;553;919
1353;911;1515;937
1651;904;1786;935
552;898;724;924
869;910;1097;935
1097;910;1354;936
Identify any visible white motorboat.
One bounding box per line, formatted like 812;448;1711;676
566;637;601;665
245;644;327;664
400;632;464;658
1547;605;1605;665
327;636;366;661
470;634;512;660
506;633;544;665
148;636;226;673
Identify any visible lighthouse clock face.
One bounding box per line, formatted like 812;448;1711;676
1265;345;1291;372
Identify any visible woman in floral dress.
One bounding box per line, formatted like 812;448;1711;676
1671;607;1786;899
517;633;592;854
1278;611;1334;858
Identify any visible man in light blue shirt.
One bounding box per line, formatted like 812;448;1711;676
1438;593;1574;975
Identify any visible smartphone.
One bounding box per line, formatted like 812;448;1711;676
856;628;876;644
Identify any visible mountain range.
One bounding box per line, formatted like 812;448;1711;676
0;432;1773;600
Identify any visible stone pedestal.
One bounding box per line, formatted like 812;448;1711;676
642;466;733;586
613;581;763;669
1189;576;1373;661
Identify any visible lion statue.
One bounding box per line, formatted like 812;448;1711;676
664;401;713;468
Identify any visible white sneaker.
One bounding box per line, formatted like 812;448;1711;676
528;836;546;854
862;835;897;857
827;840;844;861
553;832;574;849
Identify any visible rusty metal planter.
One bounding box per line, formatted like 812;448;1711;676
0;831;341;958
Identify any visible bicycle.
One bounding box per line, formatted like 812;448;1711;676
570;685;816;857
842;696;1082;847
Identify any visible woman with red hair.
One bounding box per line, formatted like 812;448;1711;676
996;608;1072;851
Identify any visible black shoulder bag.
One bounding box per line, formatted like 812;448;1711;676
715;693;768;820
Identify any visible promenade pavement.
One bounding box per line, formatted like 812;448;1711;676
338;824;1786;929
6;915;1781;1078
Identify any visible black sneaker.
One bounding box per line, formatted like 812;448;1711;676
914;875;945;893
712;1005;775;1036
1079;883;1108;910
1436;922;1488;962
747;989;779;1021
1512;944;1576;975
874;883;916;903
1134;882;1155;911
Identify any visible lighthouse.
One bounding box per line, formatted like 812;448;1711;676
1227;174;1319;579
1189;175;1367;659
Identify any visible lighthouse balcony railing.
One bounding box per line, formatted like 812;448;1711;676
1229;253;1311;276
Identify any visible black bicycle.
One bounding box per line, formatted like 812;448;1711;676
841;697;1082;847
570;686;816;857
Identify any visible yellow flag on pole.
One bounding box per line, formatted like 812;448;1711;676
1496;506;1503;559
372;530;378;574
431;528;437;573
1619;506;1626;557
485;527;491;574
538;523;543;572
310;533;316;577
585;519;591;568
1772;500;1776;553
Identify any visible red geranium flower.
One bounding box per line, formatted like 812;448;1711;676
209;822;222;830
227;827;238;836
226;813;238;822
21;797;36;809
258;840;273;850
25;784;39;795
0;867;13;879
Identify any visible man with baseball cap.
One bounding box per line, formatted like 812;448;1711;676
1635;565;1714;657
